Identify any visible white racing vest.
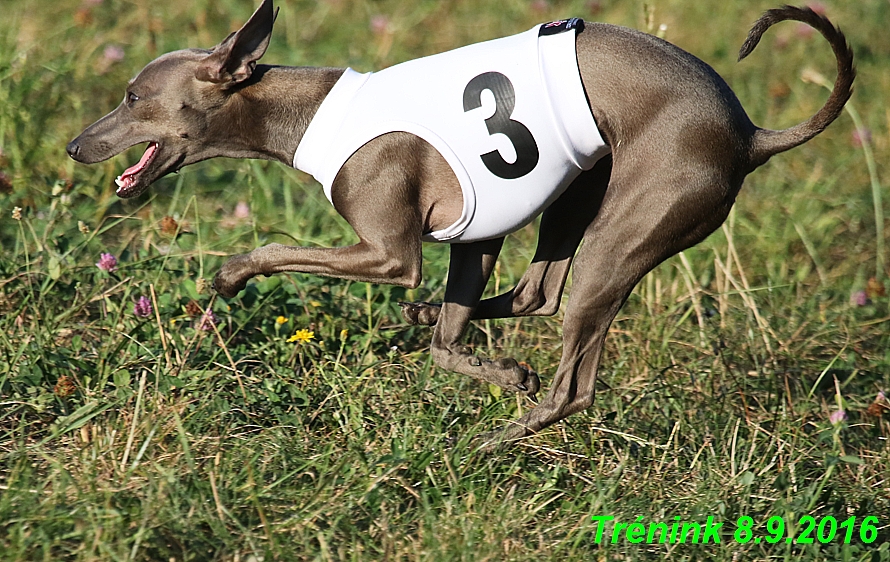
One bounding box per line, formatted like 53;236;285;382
294;19;610;243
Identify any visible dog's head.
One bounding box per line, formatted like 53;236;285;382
66;0;278;198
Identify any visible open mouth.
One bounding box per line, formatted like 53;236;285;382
115;142;159;197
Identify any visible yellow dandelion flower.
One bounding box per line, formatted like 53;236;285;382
276;316;288;325
287;328;314;344
339;329;349;341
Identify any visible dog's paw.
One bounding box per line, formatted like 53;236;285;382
432;345;541;398
399;301;441;326
515;361;541;399
468;356;540;398
212;273;245;299
213;255;254;298
502;359;540;399
476;424;530;453
473;356;541;397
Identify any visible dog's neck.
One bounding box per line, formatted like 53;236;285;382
218;65;345;165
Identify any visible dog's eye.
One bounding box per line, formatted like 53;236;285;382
126;92;140;106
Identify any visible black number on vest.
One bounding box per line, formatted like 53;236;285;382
463;72;539;179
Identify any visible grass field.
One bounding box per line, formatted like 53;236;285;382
2;0;889;559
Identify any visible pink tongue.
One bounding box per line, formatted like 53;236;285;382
123;143;158;177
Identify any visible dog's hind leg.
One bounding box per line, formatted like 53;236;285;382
401;156;612;326
477;156;613;320
484;149;742;448
430;237;541;396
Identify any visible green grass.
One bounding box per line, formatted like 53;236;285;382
2;0;890;560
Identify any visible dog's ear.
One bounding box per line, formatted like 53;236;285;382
196;0;278;87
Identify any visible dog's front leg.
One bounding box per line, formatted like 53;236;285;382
430;238;541;397
214;240;422;297
214;137;427;297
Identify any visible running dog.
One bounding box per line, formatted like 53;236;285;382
67;1;854;447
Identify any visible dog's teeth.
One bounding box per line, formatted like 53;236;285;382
115;176;124;188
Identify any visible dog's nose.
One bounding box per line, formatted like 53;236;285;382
66;140;81;159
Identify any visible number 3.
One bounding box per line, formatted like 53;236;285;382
463;72;539;179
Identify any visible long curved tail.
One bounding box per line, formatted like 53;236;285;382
738;5;855;166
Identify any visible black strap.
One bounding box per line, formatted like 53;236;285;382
538;18;584;36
